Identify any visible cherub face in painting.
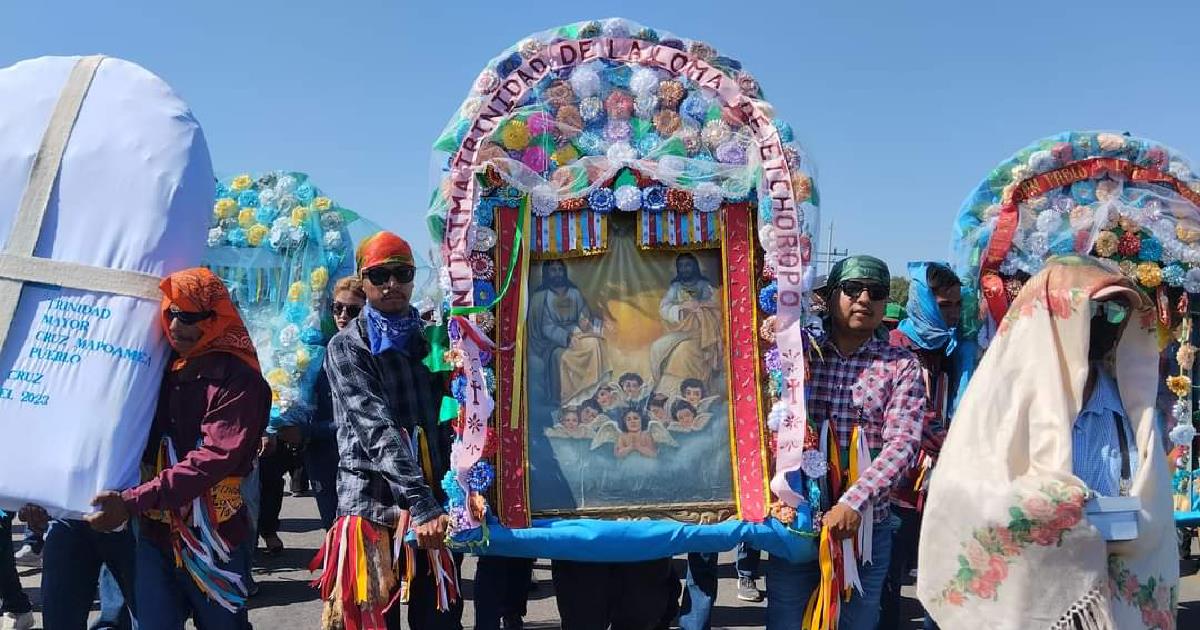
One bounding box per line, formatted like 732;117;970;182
561;410;580;429
683;386;703;407
581;405;599;425
623;410;643;433
620;378;642;399
596;387;616;407
648;403;667;422
674;407;696;428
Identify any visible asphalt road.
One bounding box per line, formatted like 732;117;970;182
12;494;1200;628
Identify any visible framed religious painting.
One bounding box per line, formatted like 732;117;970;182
426;18;826;563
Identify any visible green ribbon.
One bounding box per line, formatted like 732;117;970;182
449;197;526;316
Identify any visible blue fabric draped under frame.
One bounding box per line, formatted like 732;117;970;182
450;517;816;563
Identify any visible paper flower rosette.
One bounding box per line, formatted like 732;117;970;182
426;18;830;564
951;131;1200;519
205;171;364;421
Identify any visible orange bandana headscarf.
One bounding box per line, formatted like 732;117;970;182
159;268;260;372
355;231;415;273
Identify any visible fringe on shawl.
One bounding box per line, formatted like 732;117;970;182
1049;585;1116;630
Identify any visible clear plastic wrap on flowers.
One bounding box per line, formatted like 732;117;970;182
203;171;372;421
952;131;1200;338
426;17;819;253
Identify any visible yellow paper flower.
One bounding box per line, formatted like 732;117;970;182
1136;262;1162;288
271;388;281;403
230;174;253;192
313;197;333;211
214;198;238;219
288;281;306;302
500;119;530;150
1118;260;1136;280
246;225;268;247
1167;375;1191;398
310;266;329;292
1178;344;1196;368
266;368;291;388
291;206;310;227
1094;231;1119;257
551;145;579;167
237;209;256;229
296;348;311;371
1177;223;1200;244
1117;215;1139;234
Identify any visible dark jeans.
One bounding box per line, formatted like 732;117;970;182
551;558;679;630
679;553;717;630
42;519;136;630
384;550;463;630
736;542;761;580
304;437;339;530
880;506;939;630
0;513;32;615
473;556;534;630
135;535;251;629
258;444;302;537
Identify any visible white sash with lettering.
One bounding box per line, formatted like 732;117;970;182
0;56;212;517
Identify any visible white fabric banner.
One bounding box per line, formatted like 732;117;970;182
0;56;212;517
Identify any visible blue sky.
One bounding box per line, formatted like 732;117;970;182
4;1;1198;276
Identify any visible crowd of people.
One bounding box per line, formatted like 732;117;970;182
0;226;1182;629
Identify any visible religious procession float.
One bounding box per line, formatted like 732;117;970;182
949;131;1200;536
203;171;382;421
0;55;213;517
421;17;853;569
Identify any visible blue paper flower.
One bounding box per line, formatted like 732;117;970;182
295;182;316;204
481;367;496;394
642;184;667;213
300;328;324;345
681;93;710;123
227;228;248;247
498;51;523;76
467;461;495;493
636;133;662;158
577;131;605;156
1164;263;1186;287
441;470;466;506
1139;237;1163;261
215;182;233;200
1070;180;1097;205
285;303;308;324
759;281;779;315
474;280;496;305
764;347;782;372
474;199;495;228
775;121;794;143
451;373;468;404
608;65;632;88
588;187;615;213
255;206;279;225
237;190;259;208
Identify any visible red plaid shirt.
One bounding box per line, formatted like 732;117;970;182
808;335;926;522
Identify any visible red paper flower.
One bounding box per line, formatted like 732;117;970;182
666;188;693;211
1117;232;1141;257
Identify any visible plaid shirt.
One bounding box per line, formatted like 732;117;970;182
325;316;446;527
808;335;927;522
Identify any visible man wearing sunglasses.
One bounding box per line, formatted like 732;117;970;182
319;231;460;628
766;255;927;630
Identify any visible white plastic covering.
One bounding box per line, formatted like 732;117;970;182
0;56;213;516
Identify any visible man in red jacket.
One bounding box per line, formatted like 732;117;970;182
87;268;269;628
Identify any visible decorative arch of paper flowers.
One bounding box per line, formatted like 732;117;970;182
951;130;1200;512
430;17;819;532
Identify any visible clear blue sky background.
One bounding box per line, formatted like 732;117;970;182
4;1;1198;277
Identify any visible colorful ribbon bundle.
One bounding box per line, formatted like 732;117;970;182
310;515;395;630
158;436;247;613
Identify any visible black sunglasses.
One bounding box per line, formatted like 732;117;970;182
838;280;889;301
363;265;416;286
332;301;362;318
167;308;214;325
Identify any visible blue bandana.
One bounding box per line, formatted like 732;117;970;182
363;303;425;356
897;261;959;356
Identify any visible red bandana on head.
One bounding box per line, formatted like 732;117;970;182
356;231;415;273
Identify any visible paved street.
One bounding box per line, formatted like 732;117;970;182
12;494;1200;628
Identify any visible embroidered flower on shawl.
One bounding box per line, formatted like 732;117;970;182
937;482;1087;607
1107;556;1177;630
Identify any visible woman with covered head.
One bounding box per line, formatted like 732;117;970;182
918;257;1178;629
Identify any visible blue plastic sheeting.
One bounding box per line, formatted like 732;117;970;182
451;517;817;564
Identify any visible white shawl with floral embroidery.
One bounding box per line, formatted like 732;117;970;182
917;257;1178;629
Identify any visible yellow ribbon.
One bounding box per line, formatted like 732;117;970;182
355;518;368;604
509;197;533;429
802;527;837;630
